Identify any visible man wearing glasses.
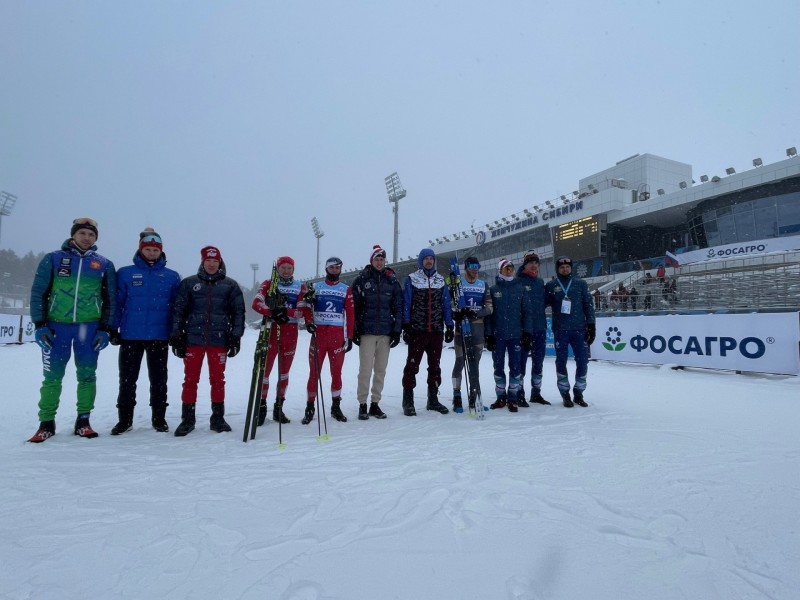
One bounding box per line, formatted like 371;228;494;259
28;218;117;442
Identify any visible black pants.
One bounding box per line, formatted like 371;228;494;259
117;340;169;409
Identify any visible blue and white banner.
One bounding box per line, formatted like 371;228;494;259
673;237;800;265
592;313;800;375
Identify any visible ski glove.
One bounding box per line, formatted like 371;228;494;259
227;336;241;358
444;326;455;344
344;338;353;353
584;323;596;346
34;326;53;351
169;333;187;359
306;322;317;334
402;324;413;344
271;307;290;325
352;332;361;346
93;330;110;352
389;332;401;348
521;332;532;353
485;335;497;352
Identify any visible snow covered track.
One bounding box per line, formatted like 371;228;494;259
2;331;798;599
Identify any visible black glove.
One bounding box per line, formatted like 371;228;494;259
306;322;317;334
461;308;478;321
521;331;532;353
585;323;596;346
485;335;497;352
344;338;353;353
271;307;289;325
169;333;187;359
389;332;400;348
444;326;455;344
109;329;121;346
402;324;413;344
352;332;361;346
227;336;241;358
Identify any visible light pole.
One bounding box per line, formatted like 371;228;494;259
384;172;406;263
311;217;324;277
250;263;259;289
0;191;18;248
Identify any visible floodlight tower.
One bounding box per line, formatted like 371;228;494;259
250;263;259;289
311;217;324;277
0;191;17;247
384;172;406;263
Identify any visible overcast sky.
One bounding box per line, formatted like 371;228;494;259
2;1;798;286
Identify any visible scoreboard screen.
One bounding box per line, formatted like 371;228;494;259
553;215;602;261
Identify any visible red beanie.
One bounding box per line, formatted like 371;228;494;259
201;246;222;262
276;256;294;268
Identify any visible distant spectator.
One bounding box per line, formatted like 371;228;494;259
656;265;666;284
629;286;639;311
643;272;653;284
643;289;652;311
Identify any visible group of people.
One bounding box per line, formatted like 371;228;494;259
26;218;596;443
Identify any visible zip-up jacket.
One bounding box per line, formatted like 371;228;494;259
403;269;453;333
30;239;116;329
351;265;403;336
116;252;181;340
172;262;245;347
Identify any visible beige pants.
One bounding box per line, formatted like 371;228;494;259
357;335;392;404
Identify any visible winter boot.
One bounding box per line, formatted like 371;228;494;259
561;391;574;408
28;420;56;443
516;388;529;408
452;390;464;413
151;404;169;432
530;391;551;405
369;402;387;419
490;394;507;410
273;397;290;424
301;402;316;425
74;413;99;438
402;388;416;416
573;391;588;407
174;403;196;436
331;397;348;422
111;405;134;435
358;403;369;420
427;387;449;414
257;399;268;426
507;399;519;413
209;402;232;433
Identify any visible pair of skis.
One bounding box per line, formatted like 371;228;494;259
243;263;282;443
447;257;486;420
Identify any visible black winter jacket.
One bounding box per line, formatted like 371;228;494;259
172;264;246;347
351;265;403;336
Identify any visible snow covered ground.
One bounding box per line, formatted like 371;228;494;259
2;330;798;600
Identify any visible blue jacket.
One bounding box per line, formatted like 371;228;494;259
545;274;595;331
116;252;181;341
485;276;533;340
516;268;547;332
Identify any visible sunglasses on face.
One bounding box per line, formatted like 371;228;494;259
466;263;480;270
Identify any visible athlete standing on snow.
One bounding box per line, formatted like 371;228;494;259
252;256;309;425
300;257;355;424
28;217;117;442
